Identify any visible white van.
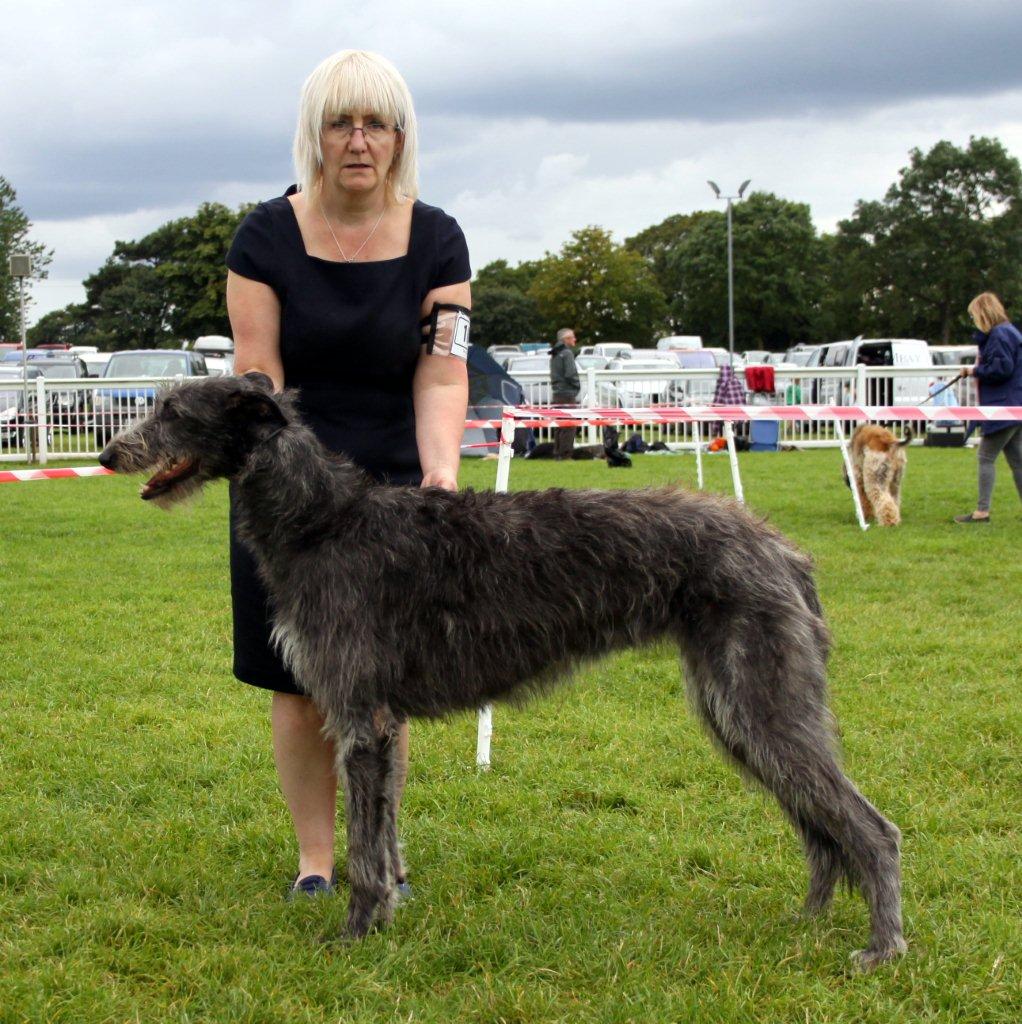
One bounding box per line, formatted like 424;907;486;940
655;335;703;352
816;338;932;404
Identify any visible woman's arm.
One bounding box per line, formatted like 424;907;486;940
414;280;471;490
970;326;1017;385
226;270;285;392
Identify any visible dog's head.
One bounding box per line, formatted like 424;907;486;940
98;372;289;508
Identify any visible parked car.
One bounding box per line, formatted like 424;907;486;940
703;348;746;372
31;357;91;419
2;348;73;363
575;354;610;372
93;349;209;446
742;350;771;364
190;335;235;377
930;344;977;367
79;351;112;377
811;338;932;404
655;335;703;351
592;342;634;360
0;366;44;441
598;357;676;406
504;354;552;405
664;349;717;403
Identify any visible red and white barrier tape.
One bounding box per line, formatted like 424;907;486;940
0;466;114;484
6;405;1013;483
464;405;1022;429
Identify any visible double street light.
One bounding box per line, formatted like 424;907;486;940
707;179;751;368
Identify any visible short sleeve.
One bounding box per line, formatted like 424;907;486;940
226;203;280;292
430;213;471;290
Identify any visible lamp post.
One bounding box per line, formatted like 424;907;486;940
707;179;750;368
8;254;32;456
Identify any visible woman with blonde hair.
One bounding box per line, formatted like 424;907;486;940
225;50;471;896
954;291;1022;522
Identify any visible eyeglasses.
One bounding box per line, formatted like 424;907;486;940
324;118;400;140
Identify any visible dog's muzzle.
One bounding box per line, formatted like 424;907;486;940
140;459;199;500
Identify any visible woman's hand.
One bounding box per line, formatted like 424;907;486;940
421;469;458;491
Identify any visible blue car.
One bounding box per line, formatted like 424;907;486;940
93;349;209;447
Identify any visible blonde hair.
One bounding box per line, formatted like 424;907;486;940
292;50;419;201
967;292;1009;333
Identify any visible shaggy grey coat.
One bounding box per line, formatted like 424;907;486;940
99;373;906;967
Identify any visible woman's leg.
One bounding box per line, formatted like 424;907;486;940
271;692;338;881
999;426;1022;503
272;693;411;884
976;429;1015;514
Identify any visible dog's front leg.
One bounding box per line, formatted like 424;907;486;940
338;712;392;939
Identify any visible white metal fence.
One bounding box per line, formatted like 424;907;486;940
0;376;184;463
1;366;979;463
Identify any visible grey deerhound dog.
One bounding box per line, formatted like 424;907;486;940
100;373;906;967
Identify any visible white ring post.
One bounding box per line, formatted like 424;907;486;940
722;421;744;504
694;420;704;490
834;418;869;531
476;412;516;768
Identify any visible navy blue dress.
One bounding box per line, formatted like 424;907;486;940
226;188;471;693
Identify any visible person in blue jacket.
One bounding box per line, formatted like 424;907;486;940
954;292;1022;523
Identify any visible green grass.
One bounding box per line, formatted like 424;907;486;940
1;448;1020;1023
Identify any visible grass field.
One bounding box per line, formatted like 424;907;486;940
2;447;1020;1023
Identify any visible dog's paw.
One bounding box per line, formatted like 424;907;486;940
849;937;907;971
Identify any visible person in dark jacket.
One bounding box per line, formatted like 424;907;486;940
549;328;580;459
954;292;1022;523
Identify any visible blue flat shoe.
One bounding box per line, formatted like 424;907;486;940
286;867;338;901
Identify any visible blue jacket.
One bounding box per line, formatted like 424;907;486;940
973;322;1022;434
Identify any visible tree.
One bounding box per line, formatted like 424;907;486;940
472;283;546;346
625;211;713;332
663;193;825;351
528;227;668;346
0;177;53;342
826;137;1022;343
31;202;248;350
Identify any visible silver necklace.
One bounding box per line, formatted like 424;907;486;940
319;201;387;263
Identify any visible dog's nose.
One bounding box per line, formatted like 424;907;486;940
98;447;116;471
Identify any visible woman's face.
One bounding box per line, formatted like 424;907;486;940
320;111;402;197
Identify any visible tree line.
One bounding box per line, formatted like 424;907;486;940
3;136;1021;352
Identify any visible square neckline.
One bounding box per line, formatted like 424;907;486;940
283;194;419;266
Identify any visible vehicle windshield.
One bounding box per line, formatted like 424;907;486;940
507;357;549;373
105;352;189;377
33;361;81;378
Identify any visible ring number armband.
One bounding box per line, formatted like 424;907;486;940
420;303;470;360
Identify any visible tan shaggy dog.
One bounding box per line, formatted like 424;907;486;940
845;425;911;526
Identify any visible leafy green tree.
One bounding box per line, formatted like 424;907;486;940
826;137;1022;342
474;258;545;295
664;193;824;351
472;283;546;346
32;202;248;351
528;227;668;347
625;212;713;332
0;177;53;342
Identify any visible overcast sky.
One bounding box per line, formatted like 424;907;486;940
4;0;1022;326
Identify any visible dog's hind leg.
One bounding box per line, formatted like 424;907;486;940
685;665;845;917
336;712;395;938
682;622;905;968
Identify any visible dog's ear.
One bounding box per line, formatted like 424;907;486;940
242;371;275;393
226;387;288;429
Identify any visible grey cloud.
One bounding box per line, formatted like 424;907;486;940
5;0;1022;224
417;3;1022;121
